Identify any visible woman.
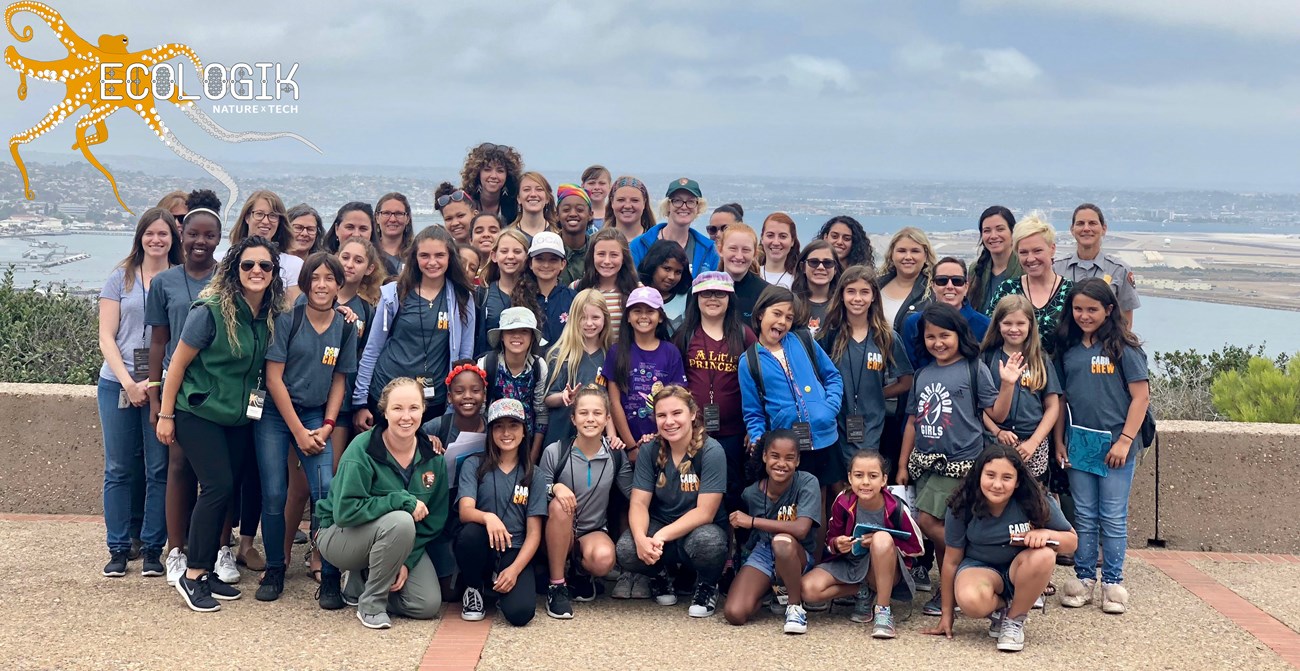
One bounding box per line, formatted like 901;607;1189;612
510;171;560;245
230;190;302;300
759;212;799;289
375;192;414;276
629;177;718;275
581;164;611;232
718;223;770;326
603;176;656;244
285;203;324;260
968;206;1021;316
989;213;1073;355
790;240;840;335
817;215;874;270
902;257;992;369
435;182;478;247
462;142;524;224
145;191;223;585
707;203;743;249
322;202;379;254
1053;204;1140;328
156;190;188;232
156;235;288;612
877;227;936;333
98;207;181;579
316;377;448;628
615;386;731;618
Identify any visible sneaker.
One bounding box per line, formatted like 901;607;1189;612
215;546;241;584
1060;578;1095;608
102;551;129;578
1032;594;1045;610
207;574;242;600
294;529;309;545
569;573;597;603
141;550;164;577
165;547;187;586
783;603;808;634
357;610;392;630
546;583;574;619
129;538;143;561
997;613;1026;652
1101;583;1129;615
175;573;220;612
871;605;897;639
611;572;634;599
922;589;943;616
255;567;285;602
911;564;933;592
688;583;718;618
850;585;876;624
630;573;652;600
317;573;344;610
461;586;485;621
651;573;677;606
804;600;829;612
988;606;1007;638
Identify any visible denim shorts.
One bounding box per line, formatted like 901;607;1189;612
743;538;813;580
957;556;1015;603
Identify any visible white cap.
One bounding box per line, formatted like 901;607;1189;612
528;231;565;258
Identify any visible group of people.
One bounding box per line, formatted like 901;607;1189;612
95;142;1149;651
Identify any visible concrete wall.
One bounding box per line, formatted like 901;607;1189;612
2;384;1298;553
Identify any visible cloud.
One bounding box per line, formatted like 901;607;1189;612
768;54;859;93
894;41;1044;90
965;0;1300;40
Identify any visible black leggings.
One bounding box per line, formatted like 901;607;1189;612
453;522;536;627
175;411;251;573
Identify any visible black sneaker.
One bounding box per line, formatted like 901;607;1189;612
546;583;574;619
911;564;933;592
141;550;164;577
317;573;344;610
293;529;309;545
176;573;220;612
568;572;597;603
128;538;143;561
651;573;677;606
102;551;129;578
255;567;285;602
207;574;242;601
688;583;718;618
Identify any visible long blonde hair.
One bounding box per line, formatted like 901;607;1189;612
981;294;1048;391
546;289;613;390
336;237;387;305
651;385;706;489
882;226;937;279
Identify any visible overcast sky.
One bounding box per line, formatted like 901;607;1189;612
3;0;1299;191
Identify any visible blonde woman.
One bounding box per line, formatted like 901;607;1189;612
629;177;719;275
987;212;1072;355
877;227;937;332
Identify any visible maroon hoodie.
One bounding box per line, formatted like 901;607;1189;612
822;487;926;563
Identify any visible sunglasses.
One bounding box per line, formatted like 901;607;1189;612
239;260;275;273
477;142;514;153
437;191;473;208
804;258;836;269
706;224;727;236
933;275;967;287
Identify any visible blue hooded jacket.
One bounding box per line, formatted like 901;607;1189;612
629;223;720;276
738;330;844;450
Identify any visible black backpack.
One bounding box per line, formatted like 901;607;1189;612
744;328;822;431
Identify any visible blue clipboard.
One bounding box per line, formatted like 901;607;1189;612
851;523;912;556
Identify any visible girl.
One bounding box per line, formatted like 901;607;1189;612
803;450;923;638
461;141;524;224
603;176;656;243
157;189;189;229
460;245;482;282
470;213;503;282
156;235;288;612
902;257;992;369
315;377;448;629
816;265;914;470
539;385;634;619
927;446;1077;652
517;231;575;347
759;212;800;289
988;212;1073;355
510;170;560;245
790;240;840;335
718;223;770;325
968;206;1021;316
556;184;593;286
543;289;615;449
374;192;414;276
581;164;611;232
708;203;744;249
435;182;478;247
615;386;730;617
980;295;1061;484
672;272;755;512
629;177;718;275
817;215;874;270
572;228;639;342
145;190;222;585
322;201;379;254
723;430;821;633
478;307;551;464
604;287;688;453
98;207;181;579
254;253;358;601
1054;278;1149;615
877;227;936;333
285;203;324;259
637;239;692;335
455;398;547;626
230;189;303;300
353;226;476;426
476;228;532;355
897;302;1020;617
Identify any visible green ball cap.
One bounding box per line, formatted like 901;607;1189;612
665;177;702;198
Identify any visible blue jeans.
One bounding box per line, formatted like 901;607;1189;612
97;377;167;553
254;403;335;571
1067;446;1138;584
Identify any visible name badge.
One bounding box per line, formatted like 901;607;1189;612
246;389;266;420
132;348;151;379
792;421;813;451
117;388;131;409
703;404;720;433
423;381;437;400
846;415;866;444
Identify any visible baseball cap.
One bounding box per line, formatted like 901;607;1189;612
626;286;664;311
665;177;702;199
486;398;527;425
691;271;735;294
529;231;565;258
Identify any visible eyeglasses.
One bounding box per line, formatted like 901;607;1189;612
377;210;408;220
804;258;836;269
239;260;275;273
670;198;697;209
290;225;315;236
933;275;967;287
706;225;727;236
247;210;280;223
437;191;474;208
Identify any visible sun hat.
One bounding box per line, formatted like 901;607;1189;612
486;398;526;424
691;271;734;294
665;177;702;198
626;286;664;311
487;306;546;349
528;231;565;258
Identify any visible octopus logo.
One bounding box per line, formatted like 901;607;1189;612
3;1;320;219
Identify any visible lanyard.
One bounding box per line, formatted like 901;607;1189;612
415;289;437;377
846;335;871;416
766;344;810;422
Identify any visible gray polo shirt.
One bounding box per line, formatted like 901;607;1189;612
631;437;727;526
907;359;999;461
265;308;358;409
457;455;547;549
985;350;1061;440
144;265;214;368
741;470;821;554
538;438;633;534
1058;342;1149;444
1053;252;1141;312
946;496;1072;566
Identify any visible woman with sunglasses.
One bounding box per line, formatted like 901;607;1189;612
790;240;840;335
629;178;719;276
900;257;991;370
461;142;524;225
707;203;743;249
434;182;478;247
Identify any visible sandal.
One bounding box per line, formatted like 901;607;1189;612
1044;582;1057;596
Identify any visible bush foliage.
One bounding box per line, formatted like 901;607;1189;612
1149;344;1290;421
1211;357;1300;424
0;268;101;385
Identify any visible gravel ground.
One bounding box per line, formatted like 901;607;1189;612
478;560;1291;671
0;521;439;671
1192;560;1300;635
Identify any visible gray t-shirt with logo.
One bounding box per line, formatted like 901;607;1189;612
144;265;213;368
907;359;999;461
265;309;358;409
835;333;913;452
945;496;1072;566
631;437;727;526
1059;342;1149;443
457;455;547;549
741;470;822;554
986;350;1062;440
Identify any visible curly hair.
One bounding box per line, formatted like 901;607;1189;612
460;142;524;223
197;235;288;355
651;385;706;488
947;445;1050;526
818;215;874;269
181;189;222;237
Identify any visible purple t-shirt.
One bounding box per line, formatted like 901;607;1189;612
602;340;687;442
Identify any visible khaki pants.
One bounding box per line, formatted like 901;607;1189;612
318;510;441;619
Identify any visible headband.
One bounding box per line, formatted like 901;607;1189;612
445;362;488;387
612;177;644;191
183;207;222;223
555;183;591;208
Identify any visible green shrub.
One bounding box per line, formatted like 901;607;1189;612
1210;357;1300;423
0;267;101;384
1150;345;1289;421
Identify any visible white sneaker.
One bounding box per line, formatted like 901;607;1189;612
783;604;808;634
1101;583;1129;614
215;546;241;584
1060;578;1094;608
166;547;187;586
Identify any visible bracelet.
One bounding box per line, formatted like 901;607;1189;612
322;418;336;429
157;413;175;420
1120;432;1134;441
147;381;162;389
